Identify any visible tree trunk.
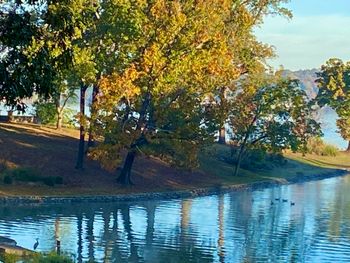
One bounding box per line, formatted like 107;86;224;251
347;141;350;152
234;145;245;176
56;110;63;129
117;150;136;185
75;84;87;170
7;110;13;123
87;85;99;149
233;111;259;176
117;94;151;185
55;93;62;129
218;126;226;144
218;86;227;144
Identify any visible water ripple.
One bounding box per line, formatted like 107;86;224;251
1;175;350;262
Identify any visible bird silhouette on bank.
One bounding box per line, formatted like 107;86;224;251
290;202;295;206
282;199;288;203
33;238;39;250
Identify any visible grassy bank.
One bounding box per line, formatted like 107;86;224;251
0;252;73;263
0;123;348;197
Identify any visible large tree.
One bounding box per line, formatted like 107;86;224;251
229;74;321;176
90;0;246;185
315;58;350;151
1;0;99;169
0;1;57;105
215;0;292;144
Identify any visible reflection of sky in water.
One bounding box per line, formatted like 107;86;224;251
1;175;350;262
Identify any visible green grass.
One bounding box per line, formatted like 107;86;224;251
0;252;73;263
286;152;350;169
0;167;64;186
199;144;345;186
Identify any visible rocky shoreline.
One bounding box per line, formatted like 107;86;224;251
0;169;348;205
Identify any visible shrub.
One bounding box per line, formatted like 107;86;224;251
55;176;64;185
34;101;57;125
307;137;324;155
267;153;288;166
0;253;19;263
0;161;7;174
307;137;338;156
3;175;13;184
2;168;60;187
28;252;73;263
42;177;56;187
11;168;42;182
322;145;338;157
225;147;288;172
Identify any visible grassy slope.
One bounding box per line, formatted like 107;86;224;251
199;144;343;185
0;123;348;196
286;151;350;169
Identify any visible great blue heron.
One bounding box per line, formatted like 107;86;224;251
33;238;39;250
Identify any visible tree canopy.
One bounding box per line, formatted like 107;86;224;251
0;0;98;106
229;74;321;175
86;0;296;184
315;58;350;150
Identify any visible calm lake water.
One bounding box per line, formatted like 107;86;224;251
1;175;350;262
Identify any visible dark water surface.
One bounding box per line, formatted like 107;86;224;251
1;175;350;262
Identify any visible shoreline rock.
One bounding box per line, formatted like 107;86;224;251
0;236;17;246
0;169;347;206
0;244;35;257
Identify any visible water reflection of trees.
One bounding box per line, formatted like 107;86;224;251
1;178;350;262
0;200;214;262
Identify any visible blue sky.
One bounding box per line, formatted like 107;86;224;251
256;0;350;148
255;0;350;70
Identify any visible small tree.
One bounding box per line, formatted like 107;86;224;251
315;58;350;151
34;82;77;128
53;83;78;129
337;116;350;151
228;76;321;176
215;0;292;144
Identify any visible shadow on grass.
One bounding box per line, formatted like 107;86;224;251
0;123;346;196
0;123;117;193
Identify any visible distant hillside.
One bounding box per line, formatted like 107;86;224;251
282;69;319;99
282;68;334;118
282;69;347;149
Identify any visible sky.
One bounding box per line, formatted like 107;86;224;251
255;0;350;149
255;0;350;71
